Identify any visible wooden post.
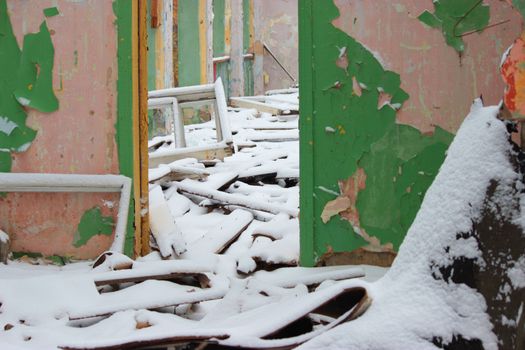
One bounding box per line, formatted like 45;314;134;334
133;0;150;257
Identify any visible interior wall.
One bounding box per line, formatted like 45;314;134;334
299;0;523;266
254;0;298;91
0;0;135;260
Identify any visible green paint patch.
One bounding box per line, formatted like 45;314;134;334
43;7;59;18
0;0;58;172
418;0;490;53
14;22;59;113
113;0;135;256
299;0;454;265
512;0;525;19
0;151;11;172
356;126;453;250
74;207;114;247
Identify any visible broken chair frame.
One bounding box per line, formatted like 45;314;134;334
147;78;233;167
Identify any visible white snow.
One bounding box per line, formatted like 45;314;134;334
298;102;511;350
0;229;9;243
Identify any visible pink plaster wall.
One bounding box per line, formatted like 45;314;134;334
256;0;298;91
0;0;121;259
332;0;522;133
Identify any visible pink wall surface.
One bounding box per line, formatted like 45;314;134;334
0;0;121;259
256;0;298;91
332;0;522;133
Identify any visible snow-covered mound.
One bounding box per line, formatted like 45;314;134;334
299;101;525;350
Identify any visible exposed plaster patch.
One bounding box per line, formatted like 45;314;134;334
321;196;351;224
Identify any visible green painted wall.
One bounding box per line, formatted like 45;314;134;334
213;0;231;97
113;0;135;256
299;0;453;266
213;0;226;56
418;0;490;53
0;0;58;173
242;0;253;96
178;0;201;86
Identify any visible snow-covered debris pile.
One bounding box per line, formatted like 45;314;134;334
299;101;525;350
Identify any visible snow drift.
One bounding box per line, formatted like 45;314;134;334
299;101;525;350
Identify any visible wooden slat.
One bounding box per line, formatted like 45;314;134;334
138;0;150;257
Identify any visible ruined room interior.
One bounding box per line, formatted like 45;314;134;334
0;0;524;349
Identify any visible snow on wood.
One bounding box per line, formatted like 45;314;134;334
251;266;365;288
185;209;254;255
60;280;368;350
92;251;134;271
91;259;215;283
176;180;299;217
149;185;186;257
68;278;229;320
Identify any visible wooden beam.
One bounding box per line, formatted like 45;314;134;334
151;0;161;28
136;0;150;257
230;97;286;115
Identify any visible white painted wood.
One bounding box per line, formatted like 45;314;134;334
148;97;186;148
147;79;233;167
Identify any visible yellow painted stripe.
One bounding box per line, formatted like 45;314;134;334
225;0;231;54
155;0;165;89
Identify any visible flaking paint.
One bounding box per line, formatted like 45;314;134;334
299;0;518;266
74;207;114;248
0;0;134;259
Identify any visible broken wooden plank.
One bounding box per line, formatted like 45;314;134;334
149;142;233;168
68;278;228;320
251;266;365;289
186;209;254;255
61;281;370;350
176;181;299;217
230;97;286;115
0;229;9;264
90;259;213;287
149;186;186;258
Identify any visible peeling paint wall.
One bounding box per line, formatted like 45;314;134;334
299;0;523;266
0;0;135;259
254;0;298;91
